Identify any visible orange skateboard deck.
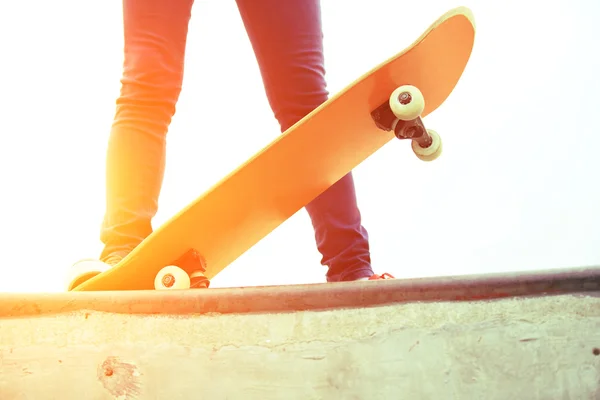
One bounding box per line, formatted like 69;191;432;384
68;6;476;291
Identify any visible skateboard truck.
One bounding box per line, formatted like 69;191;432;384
371;85;442;161
154;249;210;290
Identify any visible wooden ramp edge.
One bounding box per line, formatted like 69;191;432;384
2;266;600;399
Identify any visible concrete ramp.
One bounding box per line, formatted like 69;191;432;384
1;267;600;399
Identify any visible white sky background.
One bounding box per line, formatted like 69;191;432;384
0;0;598;293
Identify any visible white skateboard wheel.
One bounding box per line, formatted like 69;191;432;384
154;265;191;290
412;129;442;161
389;85;425;121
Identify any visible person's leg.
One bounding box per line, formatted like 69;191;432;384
234;0;375;282
99;0;205;277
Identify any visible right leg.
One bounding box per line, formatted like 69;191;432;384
99;0;197;268
235;0;375;283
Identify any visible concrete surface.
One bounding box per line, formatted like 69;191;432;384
2;292;600;399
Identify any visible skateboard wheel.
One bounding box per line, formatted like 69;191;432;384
412;129;442;161
389;85;425;121
154;265;191;290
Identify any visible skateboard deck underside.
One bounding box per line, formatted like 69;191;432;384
73;7;476;291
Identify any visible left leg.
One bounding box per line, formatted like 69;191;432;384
234;0;375;282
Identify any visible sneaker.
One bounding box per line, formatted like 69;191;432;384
66;258;112;290
353;272;395;281
102;254;124;266
368;272;395;280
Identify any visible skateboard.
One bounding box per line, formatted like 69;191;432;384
67;6;476;291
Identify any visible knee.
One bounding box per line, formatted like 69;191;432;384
112;47;186;136
274;82;329;131
118;42;186;108
265;51;329;131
